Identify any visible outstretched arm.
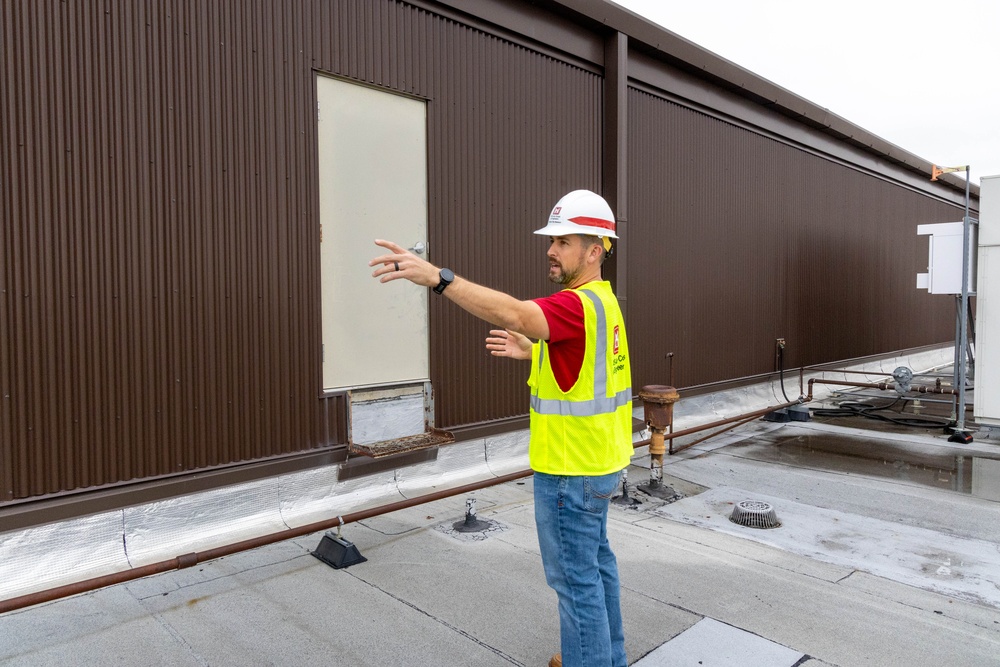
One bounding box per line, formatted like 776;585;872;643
485;329;533;360
369;239;550;341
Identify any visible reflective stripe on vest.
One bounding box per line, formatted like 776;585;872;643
529;390;631;416
529;289;632;416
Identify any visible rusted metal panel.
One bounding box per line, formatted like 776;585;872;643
625;87;960;391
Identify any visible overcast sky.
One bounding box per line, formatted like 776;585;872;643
612;0;999;186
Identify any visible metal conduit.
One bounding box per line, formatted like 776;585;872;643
632;399;803;454
668;412;765;454
0;469;533;614
804;378;962;402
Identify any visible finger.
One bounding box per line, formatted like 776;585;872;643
369;253;401;267
489;329;508;338
379;271;404;283
374;265;404;281
374;239;408;255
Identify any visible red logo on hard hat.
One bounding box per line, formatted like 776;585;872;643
613;325;620;355
553;207;562;215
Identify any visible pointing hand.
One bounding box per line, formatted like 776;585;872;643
369;239;439;287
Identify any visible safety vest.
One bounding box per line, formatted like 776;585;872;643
528;281;633;475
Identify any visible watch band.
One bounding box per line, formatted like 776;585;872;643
433;268;455;294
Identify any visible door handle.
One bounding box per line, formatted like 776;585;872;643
409;241;426;255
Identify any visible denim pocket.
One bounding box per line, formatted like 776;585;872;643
583;471;622;513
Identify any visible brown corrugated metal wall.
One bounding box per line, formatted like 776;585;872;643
1;1;327;500
0;0;601;503
0;0;969;507
626;87;959;390
424;45;603;429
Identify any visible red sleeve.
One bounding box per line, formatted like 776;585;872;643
533;291;586;392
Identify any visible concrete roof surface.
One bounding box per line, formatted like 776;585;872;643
2;402;999;666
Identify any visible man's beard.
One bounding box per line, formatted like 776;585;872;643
548;263;579;285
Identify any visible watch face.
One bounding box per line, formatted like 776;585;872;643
434;268;455;294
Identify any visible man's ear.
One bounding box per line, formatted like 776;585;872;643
588;241;604;264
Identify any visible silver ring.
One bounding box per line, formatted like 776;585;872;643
394;261;400;272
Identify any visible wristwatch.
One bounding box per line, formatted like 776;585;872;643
433;268;455;294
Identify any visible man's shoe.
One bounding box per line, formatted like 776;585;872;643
548;654;562;667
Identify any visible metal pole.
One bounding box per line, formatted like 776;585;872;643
953;295;962;403
956;165;971;432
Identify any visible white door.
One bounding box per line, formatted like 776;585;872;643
317;75;429;394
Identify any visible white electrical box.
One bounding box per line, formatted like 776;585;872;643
917;221;977;294
974;175;1000;426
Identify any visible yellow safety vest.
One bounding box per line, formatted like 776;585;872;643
528;281;633;475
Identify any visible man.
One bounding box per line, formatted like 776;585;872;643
370;190;632;667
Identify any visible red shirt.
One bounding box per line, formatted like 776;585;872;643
533;290;586;393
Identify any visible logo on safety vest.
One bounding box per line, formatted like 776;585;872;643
613;325;620;355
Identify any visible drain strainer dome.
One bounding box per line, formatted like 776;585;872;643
729;500;780;529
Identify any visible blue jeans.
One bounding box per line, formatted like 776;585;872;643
534;471;626;667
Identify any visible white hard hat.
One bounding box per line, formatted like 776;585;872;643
534;190;618;239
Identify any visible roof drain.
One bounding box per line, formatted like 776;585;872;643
729;500;781;529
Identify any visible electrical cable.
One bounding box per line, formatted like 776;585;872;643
776;342;946;429
777;345;792;403
811;398;951;428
